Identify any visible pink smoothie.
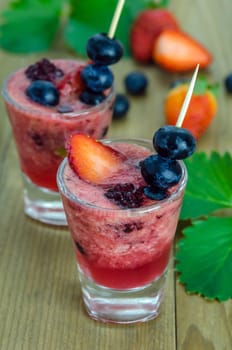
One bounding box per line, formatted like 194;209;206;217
58;140;186;289
3;59;114;191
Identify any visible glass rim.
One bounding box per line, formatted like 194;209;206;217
57;138;188;213
1;60;115;119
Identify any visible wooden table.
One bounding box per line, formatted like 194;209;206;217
0;1;232;349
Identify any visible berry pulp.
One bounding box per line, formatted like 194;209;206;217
58;140;187;289
3;59;114;191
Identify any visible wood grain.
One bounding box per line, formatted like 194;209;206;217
0;1;232;349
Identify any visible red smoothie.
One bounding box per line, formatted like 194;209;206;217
58;140;186;289
3;59;114;191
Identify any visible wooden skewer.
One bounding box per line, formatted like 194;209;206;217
175;64;200;127
108;0;125;39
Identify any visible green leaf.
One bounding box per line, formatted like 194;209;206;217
180;152;232;220
176;217;232;301
0;0;63;53
193;75;219;96
64;0;156;57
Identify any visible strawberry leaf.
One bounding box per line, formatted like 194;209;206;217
193;75;219;96
176;217;232;301
0;0;63;53
0;0;162;55
64;0;158;57
180;152;232;220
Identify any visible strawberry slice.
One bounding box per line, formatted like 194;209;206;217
152;29;212;72
56;64;86;96
67;134;126;184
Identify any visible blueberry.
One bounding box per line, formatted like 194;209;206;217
124;72;148;95
81;64;114;93
143;186;168;201
153;126;196;160
140;154;182;190
113;94;130;119
87;33;124;65
79;90;105;105
26;80;59;106
224;73;232;93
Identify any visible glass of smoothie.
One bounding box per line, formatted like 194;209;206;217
57;134;190;323
2;58;114;225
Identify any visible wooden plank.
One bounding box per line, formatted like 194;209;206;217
171;1;232;349
0;0;232;349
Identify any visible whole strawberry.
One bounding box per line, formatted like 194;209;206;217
164;77;218;139
130;9;179;63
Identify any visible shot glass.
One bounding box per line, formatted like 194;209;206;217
2;60;114;225
57;138;187;324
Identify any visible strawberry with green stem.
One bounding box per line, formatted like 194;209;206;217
164;76;218;139
130;5;179;63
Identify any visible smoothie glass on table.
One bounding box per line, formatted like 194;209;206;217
57;138;188;323
2;59;114;225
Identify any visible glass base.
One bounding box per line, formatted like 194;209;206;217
78;267;167;324
23;174;67;226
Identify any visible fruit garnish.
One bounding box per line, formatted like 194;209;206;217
153;125;196;160
143;186;167;201
25;58;64;82
79;90;105;106
165;76;218;139
113;94;130;119
104;183;144;208
26;80;60;106
56;65;85;96
130;8;179;63
152;29;212;72
81;64;114;93
67;134;126;184
142;64;198;201
140;154;182;191
86;0;125;65
86;33;124;65
124;71;148;95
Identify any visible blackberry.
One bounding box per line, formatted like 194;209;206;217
104;183;144;208
25;58;64;82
